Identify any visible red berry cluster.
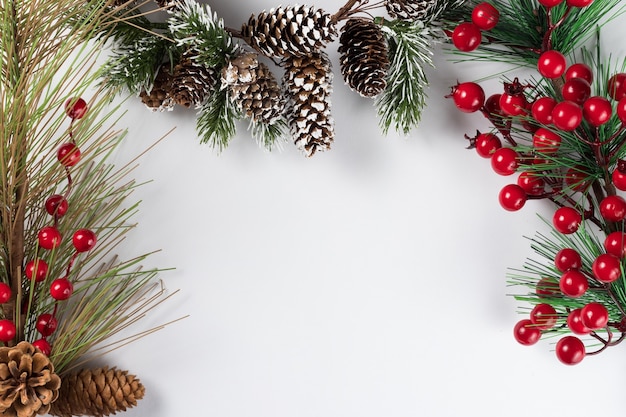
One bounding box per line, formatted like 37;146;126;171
451;2;500;52
446;0;626;366
5;97;98;354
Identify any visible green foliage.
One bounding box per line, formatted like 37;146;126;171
196;88;240;150
250;118;288;151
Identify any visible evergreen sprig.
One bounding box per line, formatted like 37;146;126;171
196;87;240;150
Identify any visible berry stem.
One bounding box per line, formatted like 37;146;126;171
542;6;573;52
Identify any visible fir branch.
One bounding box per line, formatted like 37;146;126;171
167;0;237;69
250;118;287;151
196;88;240;150
377;20;434;135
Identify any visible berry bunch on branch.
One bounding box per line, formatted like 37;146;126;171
100;0;466;156
446;0;626;365
0;0;179;415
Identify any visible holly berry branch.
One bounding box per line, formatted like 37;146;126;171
99;0;465;156
446;0;626;364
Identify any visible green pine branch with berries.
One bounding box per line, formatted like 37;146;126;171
446;0;626;365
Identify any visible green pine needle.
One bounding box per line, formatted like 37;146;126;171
196;88;240;150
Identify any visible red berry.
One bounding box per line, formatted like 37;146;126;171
25;258;48;282
554;248;582;272
499;184;527;211
533;127;561;154
538;0;564;6
530;303;558;330
566;0;594;7
604;231;626;258
565;63;593;84
567;308;592;335
491;148;518;176
552;207;581;234
617;97;626;123
38;226;62;250
0;320;16;342
0;283;11;304
562;78;591;105
32;338;52;356
608;73;626;101
538;50;567;79
536;277;560;298
36;313;58;336
517;172;545;196
57;142;81;167
580;302;609;330
552;101;582;131
612;168;626;190
72;228;97;253
484;94;504;116
475;132;502;158
472;2;499;30
452;22;482;52
592;253;622;283
449;82;485;113
583;96;612;127
531;97;556;125
513;319;541;345
564;165;589;192
600;195;626;222
50;278;73;301
45;194;69;217
556;336;585;365
559;269;588;297
499;93;528;117
65;97;88;119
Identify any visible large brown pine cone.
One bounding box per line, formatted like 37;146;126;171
49;367;144;417
385;0;437;20
338;18;390;98
0;341;61;417
283;52;334;157
221;53;285;124
241;5;336;59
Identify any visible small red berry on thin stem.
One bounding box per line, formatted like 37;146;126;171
25;258;49;282
0;283;11;304
0;319;16;343
50;278;73;301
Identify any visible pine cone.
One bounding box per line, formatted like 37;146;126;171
221;53;285;124
154;0;179;11
49;367;144;417
283;52;334;157
385;0;437;20
139;65;175;111
0;341;61;417
338;18;390;98
170;51;217;109
242;5;337;59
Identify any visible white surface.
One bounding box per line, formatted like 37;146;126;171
97;3;626;417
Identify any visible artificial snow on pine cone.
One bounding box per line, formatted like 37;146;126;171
139;65;175;111
49;367;144;417
170;51;217;108
241;5;337;59
338;18;390;98
221;53;286;124
0;341;61;417
283;52;334;157
385;0;436;21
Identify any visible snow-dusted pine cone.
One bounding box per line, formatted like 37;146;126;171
0;341;61;417
139;65;175;111
242;5;337;59
385;0;437;21
49;367;144;417
338;18;389;98
170;51;217;108
221;53;285;124
283;52;334;157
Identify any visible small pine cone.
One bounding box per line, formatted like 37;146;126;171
139;65;175;111
49;367;144;417
242;5;337;59
222;53;285;124
385;0;437;20
338;18;390;98
154;0;179;11
170;52;217;109
0;341;61;417
283;52;334;157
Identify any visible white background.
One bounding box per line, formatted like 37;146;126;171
96;2;626;417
